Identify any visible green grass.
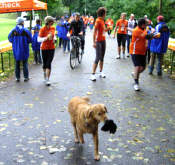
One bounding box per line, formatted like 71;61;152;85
0;18;16;42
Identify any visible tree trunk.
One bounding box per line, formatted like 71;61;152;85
29;11;32;31
159;0;162;14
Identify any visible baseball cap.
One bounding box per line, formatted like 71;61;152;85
16;17;24;25
157;15;164;21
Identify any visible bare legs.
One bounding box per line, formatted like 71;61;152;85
92;61;103;74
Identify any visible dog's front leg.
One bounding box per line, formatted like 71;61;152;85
78;130;84;144
93;131;100;161
72;122;79;143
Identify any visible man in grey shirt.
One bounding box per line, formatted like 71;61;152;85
127;14;137;57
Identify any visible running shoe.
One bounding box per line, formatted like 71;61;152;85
16;78;20;82
99;72;106;78
116;56;121;59
24;78;29;82
148;72;153;75
46;80;51;86
90;74;96;81
133;83;140;91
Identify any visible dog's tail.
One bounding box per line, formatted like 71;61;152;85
82;96;90;102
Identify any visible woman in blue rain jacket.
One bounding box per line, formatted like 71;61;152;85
149;15;170;76
8;17;32;82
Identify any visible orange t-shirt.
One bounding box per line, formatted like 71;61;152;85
105;19;114;27
89;18;94;24
116;19;128;34
39;26;55;50
129;26;147;55
94;17;105;42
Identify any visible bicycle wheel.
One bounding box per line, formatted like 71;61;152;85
70;49;77;69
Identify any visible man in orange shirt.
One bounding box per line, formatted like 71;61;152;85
105;17;114;37
130;18;156;91
90;7;108;81
38;16;55;86
114;13;128;59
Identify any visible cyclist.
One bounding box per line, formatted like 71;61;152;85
68;12;84;54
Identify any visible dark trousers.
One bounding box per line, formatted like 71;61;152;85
34;50;42;64
71;35;85;51
146;48;151;64
80;35;85;50
127;35;132;53
15;60;29;79
108;30;112;35
63;40;70;52
59;38;63;48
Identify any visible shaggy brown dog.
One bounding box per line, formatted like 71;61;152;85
68;96;108;160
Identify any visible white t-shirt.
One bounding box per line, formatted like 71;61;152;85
128;19;136;36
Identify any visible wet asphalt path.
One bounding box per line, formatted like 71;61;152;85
0;29;175;165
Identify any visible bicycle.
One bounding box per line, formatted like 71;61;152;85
70;36;83;69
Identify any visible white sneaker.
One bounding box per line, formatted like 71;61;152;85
45;79;51;86
99;72;106;78
90;74;96;81
123;54;126;59
134;84;140;91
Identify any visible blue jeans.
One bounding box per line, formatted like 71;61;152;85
148;53;164;74
15;60;29;79
63;40;70;52
34;50;42;64
127;35;132;53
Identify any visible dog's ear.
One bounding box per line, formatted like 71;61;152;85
85;108;94;118
82;96;90;102
103;104;108;113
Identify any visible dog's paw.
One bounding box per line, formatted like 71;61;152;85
74;138;79;143
94;155;100;161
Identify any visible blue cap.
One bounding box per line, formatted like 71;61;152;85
16;17;24;25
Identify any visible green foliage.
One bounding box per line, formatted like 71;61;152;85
41;0;175;35
104;0;175;37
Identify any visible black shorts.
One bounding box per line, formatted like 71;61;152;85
95;41;106;64
131;54;146;67
117;33;127;47
42;49;55;69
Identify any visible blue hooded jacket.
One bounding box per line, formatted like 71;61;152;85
146;25;152;49
150;22;170;54
56;19;64;38
32;24;41;51
62;20;70;40
8;25;32;61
